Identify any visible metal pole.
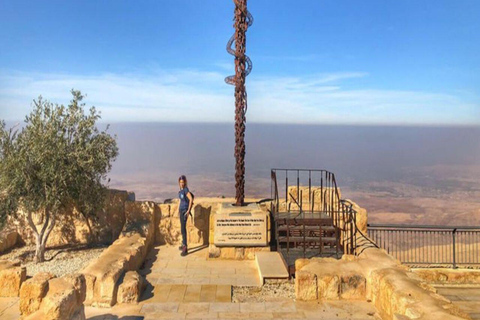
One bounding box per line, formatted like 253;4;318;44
453;228;457;269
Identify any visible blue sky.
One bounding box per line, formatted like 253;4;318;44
0;0;479;125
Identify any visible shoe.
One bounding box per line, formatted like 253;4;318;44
181;247;188;257
178;245;185;251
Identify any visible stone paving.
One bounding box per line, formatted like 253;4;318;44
434;284;480;320
0;245;383;319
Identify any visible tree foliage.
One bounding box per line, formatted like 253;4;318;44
0;90;118;262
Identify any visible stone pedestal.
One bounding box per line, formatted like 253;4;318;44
208;203;270;259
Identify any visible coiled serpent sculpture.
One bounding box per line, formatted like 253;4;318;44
225;0;253;206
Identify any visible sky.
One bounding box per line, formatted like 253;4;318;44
0;0;479;125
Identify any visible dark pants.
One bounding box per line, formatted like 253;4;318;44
180;208;188;247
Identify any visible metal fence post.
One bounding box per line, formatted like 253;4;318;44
452;228;457;269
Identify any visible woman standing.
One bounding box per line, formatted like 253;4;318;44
178;175;193;256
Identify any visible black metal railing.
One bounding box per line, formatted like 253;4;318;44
270;169;359;257
368;224;480;268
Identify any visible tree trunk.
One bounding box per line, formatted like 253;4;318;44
33;210;56;263
80;211;96;245
35;234;45;262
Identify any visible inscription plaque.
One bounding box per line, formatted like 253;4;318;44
213;212;267;246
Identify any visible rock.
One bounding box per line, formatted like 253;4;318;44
0;263;26;297
123;201;157;250
342;200;368;235
295;271;317;300
82;233;149;307
11;189;130;247
0;230;19;253
62;274;87;305
208;244;221;258
39;277;85;320
288;186;341;212
19;272;56;316
317;273;340;300
412;268;480;285
295;259;311;271
340;273;366;300
82;273;96;306
117;271;145;303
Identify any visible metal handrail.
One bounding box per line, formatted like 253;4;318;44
270;168;361;256
368;224;480;230
368;224;480;268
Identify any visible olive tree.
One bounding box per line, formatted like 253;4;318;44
0;90;118;262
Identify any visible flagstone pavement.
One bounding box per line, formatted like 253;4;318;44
0;245;383;319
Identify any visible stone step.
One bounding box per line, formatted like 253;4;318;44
255;252;289;284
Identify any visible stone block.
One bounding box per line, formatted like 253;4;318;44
40;277;84;320
208;244;221;258
317;274;340;300
0;264;27;297
0;230;19;253
20;272;55;316
93;260;126;307
340;273;366;300
82;273;96;305
295;271;317;301
117;271;145;303
62;273;86;305
412;268;480;285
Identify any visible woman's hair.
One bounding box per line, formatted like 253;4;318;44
178;175;188;187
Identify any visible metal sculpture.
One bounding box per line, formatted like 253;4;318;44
225;0;253;206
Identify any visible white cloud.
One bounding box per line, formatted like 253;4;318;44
0;69;478;125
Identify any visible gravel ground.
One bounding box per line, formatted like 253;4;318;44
0;244;106;277
232;279;296;302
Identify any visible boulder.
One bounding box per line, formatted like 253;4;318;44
0;230;19;253
39;276;86;320
117;271;145;303
0;261;26;297
20;272;55;316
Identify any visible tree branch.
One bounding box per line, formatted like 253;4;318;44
41;212;56;246
39;207;50;244
26;211;39;237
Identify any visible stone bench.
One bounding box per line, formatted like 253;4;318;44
80;200;156;307
81;233;148;307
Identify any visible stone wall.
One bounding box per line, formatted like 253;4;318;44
281;186;341;213
155;200;212;248
0;230;19;253
412;268;480;285
295;234;472;320
9;189;132;247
